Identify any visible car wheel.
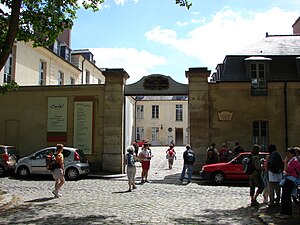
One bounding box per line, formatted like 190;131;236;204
212;171;225;184
17;166;30;178
0;165;5;177
66;167;79;181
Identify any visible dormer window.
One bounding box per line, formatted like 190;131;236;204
245;57;271;96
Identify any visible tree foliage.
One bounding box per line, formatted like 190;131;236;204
0;0;192;93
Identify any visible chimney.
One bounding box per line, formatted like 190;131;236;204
292;17;300;34
58;29;71;47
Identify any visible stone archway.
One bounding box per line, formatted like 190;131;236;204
123;68;211;171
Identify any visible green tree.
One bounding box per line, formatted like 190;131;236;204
0;0;191;92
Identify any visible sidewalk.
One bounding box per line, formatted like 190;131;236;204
257;203;300;225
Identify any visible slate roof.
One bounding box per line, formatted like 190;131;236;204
219;35;300;82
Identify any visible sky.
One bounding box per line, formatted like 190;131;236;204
71;0;300;84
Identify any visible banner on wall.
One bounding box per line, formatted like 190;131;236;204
74;101;93;154
47;97;68;132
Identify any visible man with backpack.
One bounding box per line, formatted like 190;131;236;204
266;144;283;206
248;144;265;206
180;144;195;183
206;143;218;164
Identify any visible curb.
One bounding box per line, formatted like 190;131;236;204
88;173;127;179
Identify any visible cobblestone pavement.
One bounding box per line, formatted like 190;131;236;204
0;146;286;225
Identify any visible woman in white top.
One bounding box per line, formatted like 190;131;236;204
138;143;153;183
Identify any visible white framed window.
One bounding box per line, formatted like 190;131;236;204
4;52;13;83
151;127;159;141
250;63;267;95
176;104;183;121
70;77;75;85
136;127;144;141
58;71;64;85
152;105;159;119
137;105;144;119
39;61;46;85
253;120;268;151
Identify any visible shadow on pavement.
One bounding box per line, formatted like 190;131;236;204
25;197;55;203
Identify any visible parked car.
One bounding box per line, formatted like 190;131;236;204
200;152;269;184
0;145;19;176
15;146;89;180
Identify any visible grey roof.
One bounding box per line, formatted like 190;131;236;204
235;35;300;55
219;35;300;82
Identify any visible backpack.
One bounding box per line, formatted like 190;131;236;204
46;153;57;171
269;152;284;174
242;154;255;175
168;149;174;157
186;150;195;163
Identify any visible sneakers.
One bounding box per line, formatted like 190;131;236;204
132;185;137;189
145;180;150;183
52;190;59;198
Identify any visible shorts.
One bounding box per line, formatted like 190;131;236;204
141;160;150;171
52;168;64;180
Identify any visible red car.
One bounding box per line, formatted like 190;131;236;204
200;152;269;184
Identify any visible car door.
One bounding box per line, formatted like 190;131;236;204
30;148;55;174
226;154;249;180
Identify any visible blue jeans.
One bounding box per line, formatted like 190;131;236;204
180;164;193;182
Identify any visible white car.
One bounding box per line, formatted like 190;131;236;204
15;146;90;180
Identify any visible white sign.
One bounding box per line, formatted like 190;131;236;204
74;101;93;154
47;97;68;132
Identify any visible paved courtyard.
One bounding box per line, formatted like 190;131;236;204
0;146;268;224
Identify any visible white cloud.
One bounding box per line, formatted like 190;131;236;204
145;7;299;71
90;47;167;84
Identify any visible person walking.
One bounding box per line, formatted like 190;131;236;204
249;144;264;206
276;148;300;218
166;144;176;169
138;143;153;183
125;146;137;192
265;144;283;207
52;144;65;198
180;144;195;183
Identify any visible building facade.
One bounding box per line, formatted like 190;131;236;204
135;96;189;146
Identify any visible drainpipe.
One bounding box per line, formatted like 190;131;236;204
81;58;86;84
284;81;288;149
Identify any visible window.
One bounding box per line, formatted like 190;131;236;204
58;71;64;85
98;78;102;84
136;127;144;141
250;63;267;95
85;70;90;84
4;52;13;83
176;104;183;121
70;77;75;85
137;105;144;119
253;120;268;150
151;127;159;141
39;61;46;85
152;105;159;119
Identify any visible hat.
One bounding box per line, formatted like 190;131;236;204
222;143;226;147
185;144;191;149
127;146;134;153
286;147;296;155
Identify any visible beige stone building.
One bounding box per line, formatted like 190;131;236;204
0;33;105;86
134;96;189;146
